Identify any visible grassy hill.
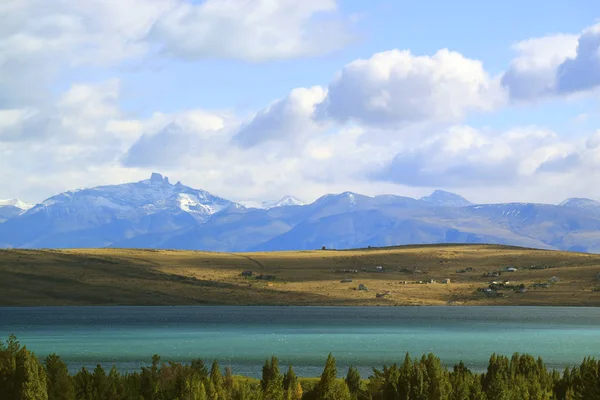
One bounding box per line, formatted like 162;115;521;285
1;244;599;306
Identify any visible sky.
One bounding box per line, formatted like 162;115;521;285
1;0;600;206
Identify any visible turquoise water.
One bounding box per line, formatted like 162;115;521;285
1;306;599;377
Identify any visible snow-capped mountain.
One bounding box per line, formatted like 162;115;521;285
0;173;233;247
0;198;34;210
0;198;34;222
240;196;306;209
2;176;600;252
262;196;305;209
559;198;600;213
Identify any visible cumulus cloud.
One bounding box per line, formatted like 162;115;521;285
556;25;600;94
373;126;575;187
0;0;171;107
233;86;327;147
122;110;232;167
501;35;579;100
0;0;351;108
502;24;600;99
0;80;124;143
316;49;506;127
147;0;353;61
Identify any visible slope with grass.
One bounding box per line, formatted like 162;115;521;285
0;244;599;306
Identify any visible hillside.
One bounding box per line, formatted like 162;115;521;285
1;244;599;306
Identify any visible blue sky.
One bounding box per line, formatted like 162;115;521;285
1;0;600;205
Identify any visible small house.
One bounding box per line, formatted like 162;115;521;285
241;270;253;277
429;278;436;284
442;278;450;284
358;284;368;291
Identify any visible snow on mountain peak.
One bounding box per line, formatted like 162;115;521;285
24;174;234;225
262;196;305;209
559;198;600;209
0;198;34;210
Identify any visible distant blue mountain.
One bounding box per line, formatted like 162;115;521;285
1;174;600;253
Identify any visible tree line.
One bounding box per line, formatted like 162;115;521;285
1;335;599;399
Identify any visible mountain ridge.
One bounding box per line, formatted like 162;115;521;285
1;174;599;253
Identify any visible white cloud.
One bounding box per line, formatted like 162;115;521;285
316;49;506;127
501;34;579;100
0;0;351;108
233;86;327;147
502;23;600;99
121;109;233;167
147;0;353;61
556;24;600;94
374;125;576;187
0;0;172;107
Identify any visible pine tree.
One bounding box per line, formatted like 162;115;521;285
44;354;75;400
283;365;298;391
318;353;338;400
261;358;272;392
191;359;209;380
291;380;303;400
345;366;362;396
183;375;207;400
224;366;234;393
15;347;48;400
91;364;108;400
262;357;283;400
107;365;122;400
209;360;223;392
0;335;21;399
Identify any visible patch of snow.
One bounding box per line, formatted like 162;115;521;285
262;196;306;209
0;198;34;210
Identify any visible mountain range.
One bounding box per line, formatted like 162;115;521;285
2;173;600;253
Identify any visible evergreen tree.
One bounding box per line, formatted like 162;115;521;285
291;380;303;400
74;367;94;400
261;358;272;392
0;335;21;399
44;354;75;400
261;357;283;400
14;347;48;400
182;375;207;400
345;366;362;396
397;353;412;400
209;360;223;391
318;353;338;400
91;364;108;400
283;365;298;391
191;358;209;380
107;365;122;400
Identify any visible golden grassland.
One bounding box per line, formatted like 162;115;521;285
0;244;599;306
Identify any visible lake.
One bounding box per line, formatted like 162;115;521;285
1;306;599;377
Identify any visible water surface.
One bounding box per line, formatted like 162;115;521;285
1;306;598;377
